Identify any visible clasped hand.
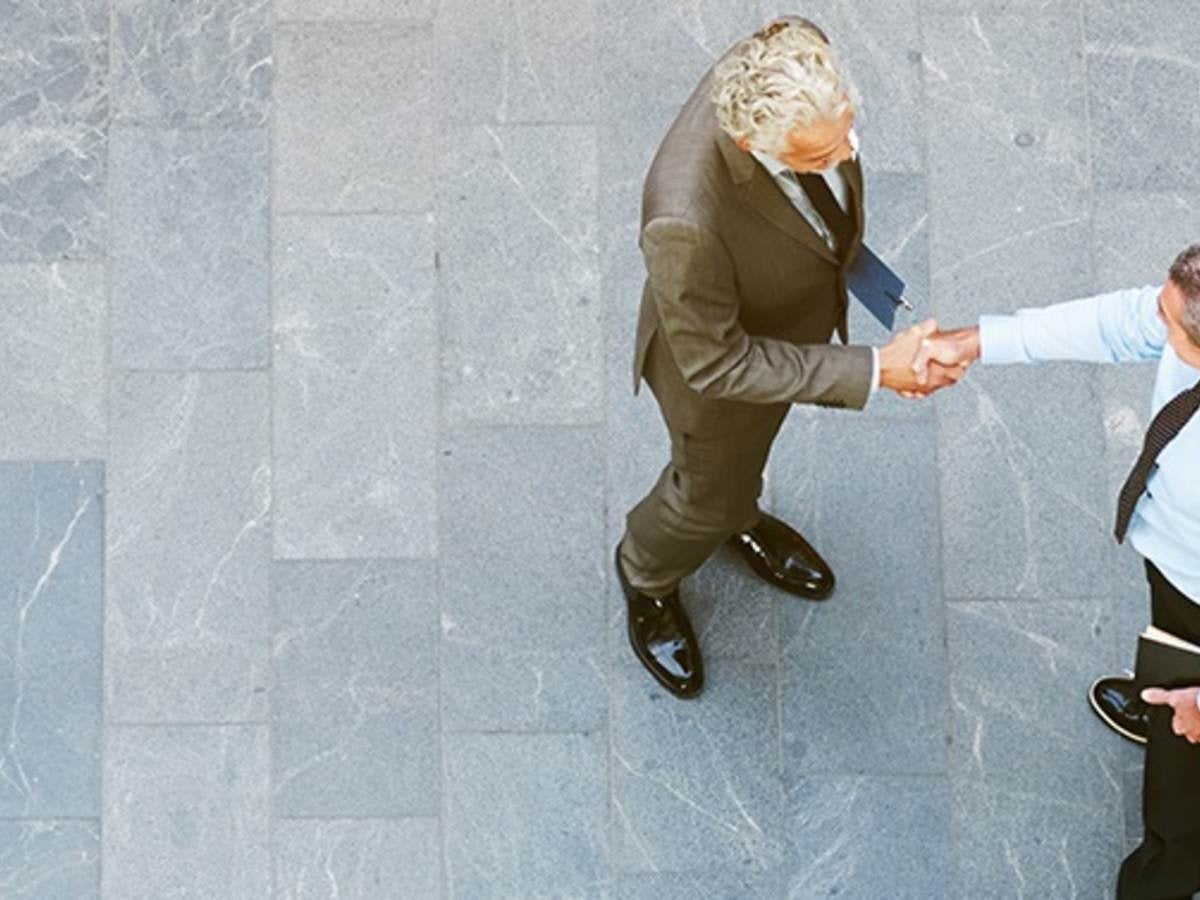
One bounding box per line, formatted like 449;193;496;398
878;319;981;399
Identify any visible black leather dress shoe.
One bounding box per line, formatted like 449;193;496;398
1089;676;1148;745
728;512;835;599
614;545;704;699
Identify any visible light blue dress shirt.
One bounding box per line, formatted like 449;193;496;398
979;285;1200;603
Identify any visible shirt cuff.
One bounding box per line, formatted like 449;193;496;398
868;346;880;397
978;314;1033;365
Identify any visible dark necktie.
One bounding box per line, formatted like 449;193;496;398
794;170;855;259
1114;379;1200;543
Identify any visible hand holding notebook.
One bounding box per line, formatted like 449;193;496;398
1134;625;1200;743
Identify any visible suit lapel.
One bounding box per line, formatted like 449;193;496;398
740;161;840;264
715;125;865;265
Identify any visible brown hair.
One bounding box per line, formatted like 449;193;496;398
1168;243;1200;345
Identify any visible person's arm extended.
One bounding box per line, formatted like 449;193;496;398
980;284;1167;365
641;216;875;408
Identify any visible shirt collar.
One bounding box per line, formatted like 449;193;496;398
749;127;859;178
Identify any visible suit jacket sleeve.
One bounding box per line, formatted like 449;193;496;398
641;215;874;409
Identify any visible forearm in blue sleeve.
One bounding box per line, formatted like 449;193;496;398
979;286;1165;365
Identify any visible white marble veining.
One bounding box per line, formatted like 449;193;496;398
1;1;1195;896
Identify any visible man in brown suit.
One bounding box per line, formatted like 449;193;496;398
615;16;965;698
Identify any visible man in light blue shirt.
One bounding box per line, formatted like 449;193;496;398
918;244;1200;900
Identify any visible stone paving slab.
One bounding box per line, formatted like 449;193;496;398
272;818;441;900
272;213;438;558
102;725;271;898
0;265;106;459
2;2;1195;897
105;372;271;723
784;776;953;899
443;732;610;897
441;426;608;733
0;820;101;900
274;23;433;213
109;126;270;368
271;560;439;818
110;0;271;127
0;461;104;818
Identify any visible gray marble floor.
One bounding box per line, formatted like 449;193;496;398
1;1;1195;898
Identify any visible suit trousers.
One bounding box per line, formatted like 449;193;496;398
619;331;790;596
1117;559;1200;900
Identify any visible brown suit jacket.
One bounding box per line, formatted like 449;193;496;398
631;33;875;421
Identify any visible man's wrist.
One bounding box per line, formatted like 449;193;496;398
964;325;982;362
977;316;1026;365
869;346;880;396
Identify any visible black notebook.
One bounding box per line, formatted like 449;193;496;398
1133;625;1200;692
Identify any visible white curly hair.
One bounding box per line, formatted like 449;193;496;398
710;16;859;157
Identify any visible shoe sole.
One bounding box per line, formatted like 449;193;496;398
1087;678;1147;746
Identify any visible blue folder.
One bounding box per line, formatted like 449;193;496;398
847;243;909;331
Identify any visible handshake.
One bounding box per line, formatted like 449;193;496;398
877;318;981;399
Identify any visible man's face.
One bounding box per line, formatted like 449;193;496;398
738;106;856;173
779;107;856;172
1157;279;1200;368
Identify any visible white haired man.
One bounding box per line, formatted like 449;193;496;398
615;16;965;699
917;244;1200;898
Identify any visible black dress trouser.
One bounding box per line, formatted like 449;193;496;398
1117;560;1200;900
